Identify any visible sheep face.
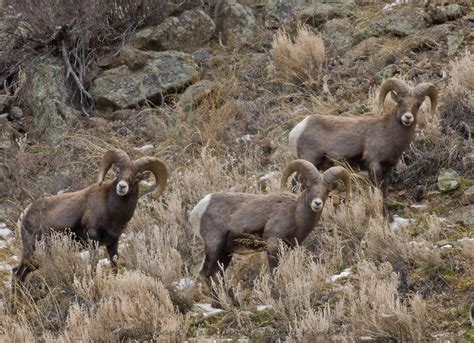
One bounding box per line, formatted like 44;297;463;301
306;183;330;213
113;164;144;196
391;92;423;127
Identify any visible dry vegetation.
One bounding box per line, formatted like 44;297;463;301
271;24;325;87
0;1;473;341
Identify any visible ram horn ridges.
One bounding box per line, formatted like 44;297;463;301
322;166;351;198
414;82;438;116
134;157;168;198
378;78;410;113
280;159;320;189
97;149;131;185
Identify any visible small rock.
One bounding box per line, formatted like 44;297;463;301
133;144;155;153
447;205;474;227
194;303;224;317
390;215;413;231
462;186;474;205
0;94;12;112
447;34;464;56
297;3;354;28
463;154;474;171
177;80;217;112
172;277;196;291
437;168;461;192
429;4;466;24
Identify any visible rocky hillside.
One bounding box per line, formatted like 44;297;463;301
0;0;473;341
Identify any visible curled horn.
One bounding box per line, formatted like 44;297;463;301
378;78;411;114
134;157;168;199
97;149;131;185
322;166;351;198
414;82;438;116
281;159;321;189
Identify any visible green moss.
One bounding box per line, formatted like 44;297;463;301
460;177;474;189
249;310;272;325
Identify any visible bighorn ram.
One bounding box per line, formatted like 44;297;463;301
190;159;350;299
13;149;168;282
289;78;437;193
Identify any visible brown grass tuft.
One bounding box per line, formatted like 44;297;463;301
271;24;325;87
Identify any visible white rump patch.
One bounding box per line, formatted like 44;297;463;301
189;194;212;239
289;116;309;158
17;203;32;232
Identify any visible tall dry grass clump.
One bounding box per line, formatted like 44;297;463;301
271;24;325;86
448;49;474;109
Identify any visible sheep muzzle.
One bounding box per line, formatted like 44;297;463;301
311;197;324;212
116;180;130;196
401;112;414;126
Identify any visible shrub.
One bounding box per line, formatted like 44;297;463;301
271;24;325;86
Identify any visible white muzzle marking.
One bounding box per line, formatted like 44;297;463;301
311;197;323;212
116;180;129;196
401;112;414;126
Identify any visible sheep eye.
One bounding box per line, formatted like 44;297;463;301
135;173;143;180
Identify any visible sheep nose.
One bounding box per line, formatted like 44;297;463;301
315;200;322;206
119;184;126;189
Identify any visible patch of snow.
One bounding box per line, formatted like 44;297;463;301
97;258;110;267
0;241;7;249
383;0;405;11
259;171;278;183
195;303;224;317
133;144;154;152
458;237;474;243
441;244;453;249
410;204;426;209
359;336;375;341
390;215;413;231
0;227;13;240
0;222;6;228
330;268;352;283
11;255;19;262
256;304;273;312
0;262;12;271
236;134;254;143
173;277;196;290
78;251;90;260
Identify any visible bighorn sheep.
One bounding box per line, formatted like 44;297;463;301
289;78;437;193
13;149;168;282
190;159;350;299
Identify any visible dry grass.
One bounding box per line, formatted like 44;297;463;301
271;24;325;87
1;4;473;341
448;50;474;109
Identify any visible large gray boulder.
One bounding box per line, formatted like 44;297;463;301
353;7;431;43
26;58;78;144
91;49;199;110
298;2;355;28
131;9;215;53
216;2;256;46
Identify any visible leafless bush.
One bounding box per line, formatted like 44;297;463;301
271;24;325;86
0;0;198;115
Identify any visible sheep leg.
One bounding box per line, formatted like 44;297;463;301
201;234;233;308
86;239;100;274
368;162;383;188
106;240;119;274
266;237;281;273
